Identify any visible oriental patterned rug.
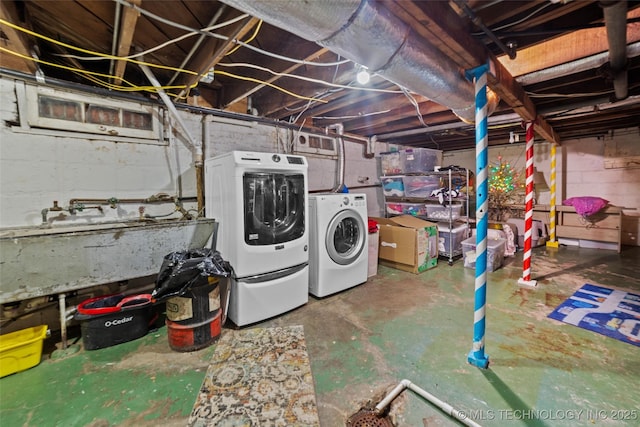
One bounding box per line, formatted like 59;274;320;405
187;325;320;426
548;283;640;347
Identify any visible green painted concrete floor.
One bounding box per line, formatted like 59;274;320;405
1;245;639;426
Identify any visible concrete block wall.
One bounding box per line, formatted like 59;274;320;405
3;75;635;243
444;130;640;246
0;76;382;229
0;77;199;228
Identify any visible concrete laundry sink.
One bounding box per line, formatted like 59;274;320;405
0;218;216;303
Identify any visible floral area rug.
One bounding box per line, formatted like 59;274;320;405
187;325;320;426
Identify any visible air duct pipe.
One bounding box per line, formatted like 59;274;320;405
219;0;484;123
600;0;629;100
327;123;346;192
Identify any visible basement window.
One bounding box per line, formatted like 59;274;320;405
20;84;164;143
294;131;338;157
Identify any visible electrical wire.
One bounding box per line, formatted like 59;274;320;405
213;70;328;103
59;13;254;61
113;0;350;67
401;86;429;128
225;19;263;56
312;110;391;120
0;18;199;77
0;46;158;89
217;62;404;94
0;23;332;102
473;2;554;35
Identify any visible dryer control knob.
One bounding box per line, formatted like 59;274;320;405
343;197;350;206
272;154;281;162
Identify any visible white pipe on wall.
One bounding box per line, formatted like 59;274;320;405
139;64;203;166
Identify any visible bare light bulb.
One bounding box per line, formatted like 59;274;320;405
356;68;370;85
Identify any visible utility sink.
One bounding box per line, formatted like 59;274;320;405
0;219;217;304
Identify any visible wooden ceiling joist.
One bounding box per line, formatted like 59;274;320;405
0;1;37;74
113;0;142;86
384;0;561;144
177;16;260;100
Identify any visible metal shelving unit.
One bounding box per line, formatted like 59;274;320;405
383;169;471;265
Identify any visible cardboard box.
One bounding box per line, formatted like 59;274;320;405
373;215;438;274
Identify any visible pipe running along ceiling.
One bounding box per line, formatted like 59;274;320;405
219;0;498;124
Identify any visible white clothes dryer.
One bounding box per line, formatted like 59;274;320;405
205;151;309;326
308;193;368;297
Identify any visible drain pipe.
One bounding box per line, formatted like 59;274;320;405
327;123;346;192
139;63;204;214
374;379;482;427
58;293;68;350
600;0;628;100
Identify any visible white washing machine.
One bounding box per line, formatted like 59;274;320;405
308;193;368;297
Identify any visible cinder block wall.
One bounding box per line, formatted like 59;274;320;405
0;76;381;228
444;131;640;246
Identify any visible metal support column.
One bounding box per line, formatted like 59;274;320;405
465;63;490;369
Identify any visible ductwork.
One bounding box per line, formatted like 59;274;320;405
219;0;488;123
327;123;346;192
600;0;629;100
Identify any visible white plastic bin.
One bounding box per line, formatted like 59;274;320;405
462;237;506;272
437;223;469;254
402;148;442;173
380;151;402;175
381;176;405;197
385;202;427;217
402;175;441;198
426;203;463;221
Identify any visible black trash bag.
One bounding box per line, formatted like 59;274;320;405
152;248;232;301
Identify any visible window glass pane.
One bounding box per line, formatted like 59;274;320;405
123;110;153;130
86;105;120;126
38;95;82;122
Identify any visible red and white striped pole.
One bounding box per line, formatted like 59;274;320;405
518;121;537;287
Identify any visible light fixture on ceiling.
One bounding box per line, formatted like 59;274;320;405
356;66;370;85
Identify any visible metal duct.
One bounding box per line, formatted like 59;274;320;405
600;0;629;100
327;124;346;193
219;0;479;122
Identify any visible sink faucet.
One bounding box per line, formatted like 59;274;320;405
41;201;64;224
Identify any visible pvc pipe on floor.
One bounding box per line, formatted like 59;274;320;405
374;379;482;427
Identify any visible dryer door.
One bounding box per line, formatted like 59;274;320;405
243;172;306;245
325;209;366;265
